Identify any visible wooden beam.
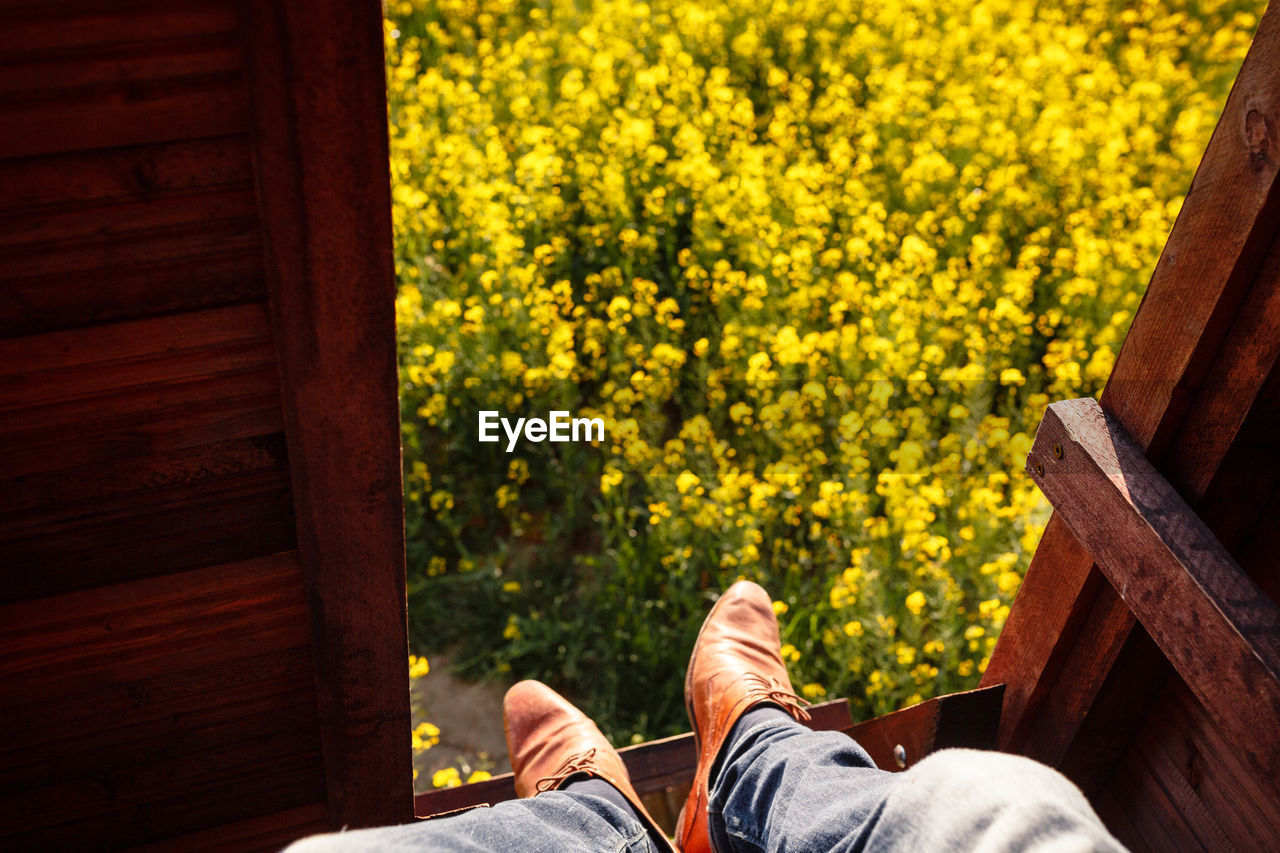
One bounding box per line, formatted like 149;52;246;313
241;0;412;830
414;698;853;817
983;0;1280;759
1027;398;1280;794
1019;239;1280;782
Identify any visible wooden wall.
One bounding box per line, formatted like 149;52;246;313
983;3;1280;847
0;1;412;848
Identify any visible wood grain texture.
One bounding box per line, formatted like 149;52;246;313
1096;744;1211;853
0;304;294;600
0;553;326;849
1119;679;1280;850
1057;626;1168;798
0;135;252;210
0;3;248;160
1059;308;1280;797
0;136;264;336
983;0;1280;760
0;0;408;847
1027;398;1280;796
128;803;331;853
242;0;412;830
1096;676;1280;852
0;2;238;56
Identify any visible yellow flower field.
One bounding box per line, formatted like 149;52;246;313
386;0;1261;745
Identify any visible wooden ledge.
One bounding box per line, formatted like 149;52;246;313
844;684;1004;771
413;698;853;818
415;685;1009;820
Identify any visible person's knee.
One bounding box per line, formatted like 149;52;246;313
908;748;1090;808
876;748;1123;851
280;834;346;853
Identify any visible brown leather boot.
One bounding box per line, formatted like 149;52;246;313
676;581;811;853
503;680;677;851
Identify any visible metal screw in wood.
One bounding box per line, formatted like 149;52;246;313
893;744;907;768
1053;443;1063;459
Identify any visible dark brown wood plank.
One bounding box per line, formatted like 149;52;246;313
1057;626;1169;798
0;434;286;515
1;372;283;479
1022;578;1164;780
1025;237;1280;781
0;553;309;682
1121;680;1280;849
0;486;296;602
0;33;242;98
0;73;249;160
1097;745;1210;853
1060;336;1280;795
1195;362;1280;595
1132;731;1235;853
0;210;259;280
0;553;326;848
242;0;412;830
1091;788;1147;853
1234;484;1280;606
0;304;294;599
4;754;325;851
1;645;313;758
0;2;237;57
1167;238;1280;502
127;803;330;853
2;698;321;826
0;249;267;338
0;186;256;252
0;461;286;541
1027;397;1280;795
0;136;252;213
0;303;274;409
982;0;1280;755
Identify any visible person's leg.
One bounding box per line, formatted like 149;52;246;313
681;582;1125;853
285;680;676;853
860;749;1126;852
676;581;819;852
710;717;1125;852
503;680;676;851
283;789;660;853
707;707;893;852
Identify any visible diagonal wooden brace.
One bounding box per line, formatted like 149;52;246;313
1027;398;1280;795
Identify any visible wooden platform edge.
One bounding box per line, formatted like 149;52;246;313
413;698;853;818
415;686;1007;818
843;684;1005;771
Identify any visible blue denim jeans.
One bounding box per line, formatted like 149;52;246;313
285;720;1125;852
709;720;1125;852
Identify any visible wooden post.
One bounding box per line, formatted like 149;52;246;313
241;0;413;830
